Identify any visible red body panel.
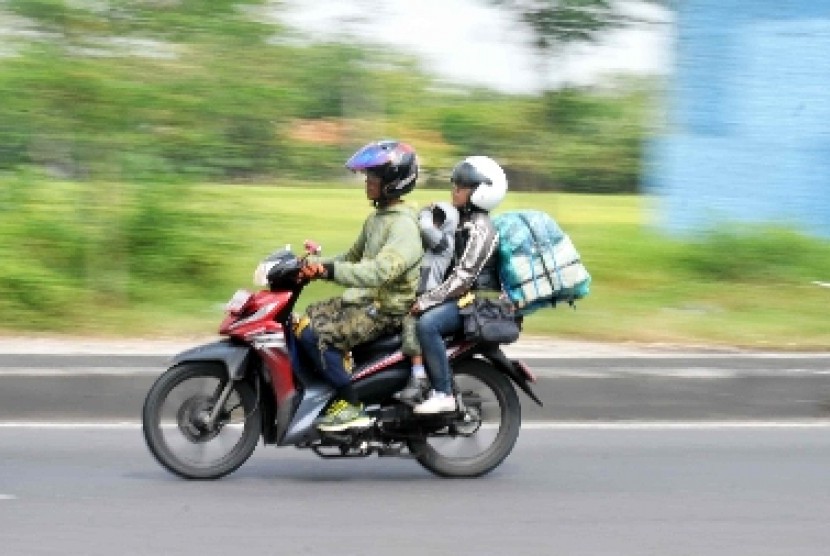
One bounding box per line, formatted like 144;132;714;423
260;344;296;404
219;290;291;337
218;289;297;403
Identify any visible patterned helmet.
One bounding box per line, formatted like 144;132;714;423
345;140;418;199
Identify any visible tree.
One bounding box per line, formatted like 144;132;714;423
489;0;669;91
477;1;670;192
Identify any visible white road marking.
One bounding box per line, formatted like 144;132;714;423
0;368;160;377
0;422;142;429
522;421;830;430
1;421;830;430
0;494;18;500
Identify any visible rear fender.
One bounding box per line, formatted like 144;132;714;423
474;344;544;407
170;340;252;381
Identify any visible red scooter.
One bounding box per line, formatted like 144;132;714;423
142;243;542;479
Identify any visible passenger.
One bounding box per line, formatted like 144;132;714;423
396;201;459;404
410;156;507;414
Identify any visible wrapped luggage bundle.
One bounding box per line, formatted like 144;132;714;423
493;210;591;315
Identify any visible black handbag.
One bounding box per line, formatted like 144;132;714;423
459;297;521;344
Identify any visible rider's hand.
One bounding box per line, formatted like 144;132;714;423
410;301;423;316
303;239;322;256
297;262;327;282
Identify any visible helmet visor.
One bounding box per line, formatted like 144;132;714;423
345;142;397;171
451;161;492;188
365;166;387;181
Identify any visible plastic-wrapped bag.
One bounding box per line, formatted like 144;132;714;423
493;210;590;314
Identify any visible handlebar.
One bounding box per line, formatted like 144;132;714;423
254;240;322;288
303;239;322;256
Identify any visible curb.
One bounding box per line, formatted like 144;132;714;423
1;341;829;422
0;335;826;359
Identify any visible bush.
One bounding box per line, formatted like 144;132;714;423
675;227;830;283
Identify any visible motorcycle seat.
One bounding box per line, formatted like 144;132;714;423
351;334;403;363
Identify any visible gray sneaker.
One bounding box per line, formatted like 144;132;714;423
394;376;430;405
316;400;375;432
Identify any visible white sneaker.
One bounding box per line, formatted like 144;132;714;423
413;391;457;414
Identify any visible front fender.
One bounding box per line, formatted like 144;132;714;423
170;340;252;381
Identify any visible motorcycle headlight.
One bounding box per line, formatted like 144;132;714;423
226;289;253;313
253;261;276;287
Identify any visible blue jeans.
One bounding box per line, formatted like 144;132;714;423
415;301;461;395
297;325;351;388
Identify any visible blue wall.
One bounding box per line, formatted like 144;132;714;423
648;1;830;238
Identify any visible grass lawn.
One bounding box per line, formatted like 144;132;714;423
2;180;829;350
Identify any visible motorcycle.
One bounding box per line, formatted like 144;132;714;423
142;242;543;479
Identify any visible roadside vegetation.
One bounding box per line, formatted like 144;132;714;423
0;0;651;192
1;1;827;349
2;178;828;349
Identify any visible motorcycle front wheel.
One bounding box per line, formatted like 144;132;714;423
408;358;521;478
142;362;261;480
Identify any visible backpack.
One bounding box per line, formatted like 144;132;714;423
492;210;591;315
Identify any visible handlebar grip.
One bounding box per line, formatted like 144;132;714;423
303;239;322;255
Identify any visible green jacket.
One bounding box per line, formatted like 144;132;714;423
321;203;423;316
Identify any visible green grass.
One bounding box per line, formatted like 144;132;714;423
2;179;829;349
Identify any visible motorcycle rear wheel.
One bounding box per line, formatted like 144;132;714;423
142;362;261;480
408;358;521;478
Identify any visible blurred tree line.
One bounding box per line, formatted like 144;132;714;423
0;0;658;193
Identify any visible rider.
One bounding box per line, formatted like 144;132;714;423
296;140;424;432
410;156;508;414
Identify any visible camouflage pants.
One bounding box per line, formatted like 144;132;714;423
305;297;402;360
400;314;421;357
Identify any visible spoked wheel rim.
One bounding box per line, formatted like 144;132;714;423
409;360;521;477
143;363;261;479
423;373;503;459
175;394;224;443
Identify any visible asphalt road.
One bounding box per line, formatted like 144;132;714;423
2;354;830;422
2;426;830;556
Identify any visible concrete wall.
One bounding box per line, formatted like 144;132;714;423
648;1;830;238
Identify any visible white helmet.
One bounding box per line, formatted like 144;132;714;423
450;155;507;211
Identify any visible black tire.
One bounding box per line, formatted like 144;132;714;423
142;362;261;480
409;358;521;478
